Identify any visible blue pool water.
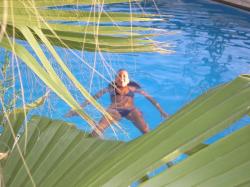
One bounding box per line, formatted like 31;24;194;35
1;0;250;141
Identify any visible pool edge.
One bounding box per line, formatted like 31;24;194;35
211;0;250;12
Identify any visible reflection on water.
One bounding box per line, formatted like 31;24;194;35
1;0;250;140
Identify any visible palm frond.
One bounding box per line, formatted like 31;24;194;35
0;0;171;132
1;75;249;186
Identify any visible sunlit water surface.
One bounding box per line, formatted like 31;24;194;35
2;0;250;142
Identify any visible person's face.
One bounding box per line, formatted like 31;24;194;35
115;70;129;87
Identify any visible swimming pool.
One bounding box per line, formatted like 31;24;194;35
3;0;250;141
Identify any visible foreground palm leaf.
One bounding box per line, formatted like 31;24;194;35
1;75;249;186
141;124;250;187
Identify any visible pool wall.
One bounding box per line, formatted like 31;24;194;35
212;0;250;11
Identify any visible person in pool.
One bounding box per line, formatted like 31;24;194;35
65;69;169;136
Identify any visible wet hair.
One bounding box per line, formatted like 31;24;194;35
117;69;127;73
129;81;141;89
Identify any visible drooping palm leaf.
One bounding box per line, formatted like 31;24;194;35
0;0;165;53
3;9;155;23
1;0;142;7
0;0;171;132
0;38;99;132
1;75;249;186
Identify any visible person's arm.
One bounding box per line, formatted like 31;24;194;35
80;87;110;107
135;89;169;118
65;87;110;117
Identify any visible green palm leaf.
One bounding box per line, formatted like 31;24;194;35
0;164;4;187
0;92;49;153
141;124;250;187
1;75;249;186
3;9;155;23
2;0;141;7
0;0;163;53
0;38;98;132
0;0;171;132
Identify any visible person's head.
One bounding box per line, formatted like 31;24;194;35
115;69;130;87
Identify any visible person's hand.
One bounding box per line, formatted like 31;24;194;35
64;110;78;117
161;111;169;119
